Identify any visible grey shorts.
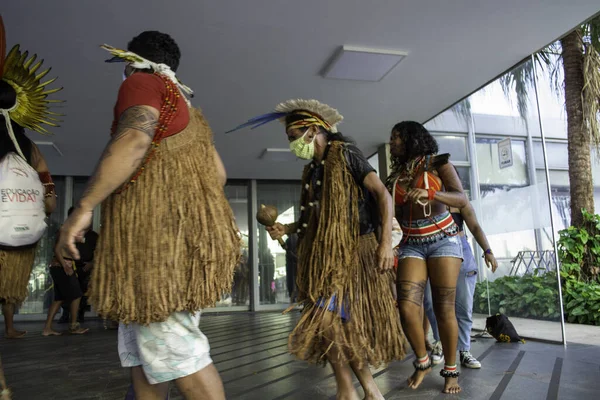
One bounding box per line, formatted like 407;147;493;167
397;234;463;261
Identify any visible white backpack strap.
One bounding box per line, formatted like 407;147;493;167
1;109;27;160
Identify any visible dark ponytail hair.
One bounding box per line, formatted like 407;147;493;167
0;80;33;163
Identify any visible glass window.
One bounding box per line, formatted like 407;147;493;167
256;182;302;305
18;177;66;315
213;183;250;308
475;138;528;187
466;58;562;342
434;135;468;162
532;141;569;169
72;177;88;207
455;166;471;200
536;169;570;187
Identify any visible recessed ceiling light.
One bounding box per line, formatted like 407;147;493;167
33;141;63;156
322;45;408;82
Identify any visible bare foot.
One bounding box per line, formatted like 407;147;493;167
1;388;12;400
336;391;360;400
442;377;461;394
42;329;62;337
363;390;385;400
70;327;89;335
408;368;431;389
4;330;26;339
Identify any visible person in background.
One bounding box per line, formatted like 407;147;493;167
423;168;498;369
232;249;249;306
0;15;58;340
42;231;90;335
58;207;98;324
285;233;298;302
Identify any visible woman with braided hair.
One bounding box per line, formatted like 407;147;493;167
387;121;468;394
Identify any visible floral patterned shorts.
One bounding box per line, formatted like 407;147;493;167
118;311;213;384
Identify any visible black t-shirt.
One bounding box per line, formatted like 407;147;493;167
343;144;379;235
74;230;99;267
309;143;379;236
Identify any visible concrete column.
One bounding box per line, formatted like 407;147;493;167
377;143;391;179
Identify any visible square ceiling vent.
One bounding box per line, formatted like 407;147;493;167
322;46;408;82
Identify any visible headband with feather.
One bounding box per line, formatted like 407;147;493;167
226;99;344;133
101;44;194;103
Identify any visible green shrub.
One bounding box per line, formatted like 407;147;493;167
561;277;600;325
473;272;561;321
474;210;600;326
558;209;600;282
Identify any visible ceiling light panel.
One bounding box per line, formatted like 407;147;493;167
322;45;408;82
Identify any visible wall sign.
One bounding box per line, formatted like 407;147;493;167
498;138;513;169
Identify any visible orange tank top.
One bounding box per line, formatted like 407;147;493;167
394;160;443;206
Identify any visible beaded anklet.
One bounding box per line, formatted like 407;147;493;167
440;364;460;378
413;354;432;371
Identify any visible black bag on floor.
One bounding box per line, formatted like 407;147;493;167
485;313;526;343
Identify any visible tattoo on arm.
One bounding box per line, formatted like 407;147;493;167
78;105;159;208
432;286;456;307
397;280;426;307
114;105;158;140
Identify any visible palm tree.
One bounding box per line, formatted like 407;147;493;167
457;15;600;228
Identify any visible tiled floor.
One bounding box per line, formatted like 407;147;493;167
1;312;599;399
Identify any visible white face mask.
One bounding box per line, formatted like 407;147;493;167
289;128;316;160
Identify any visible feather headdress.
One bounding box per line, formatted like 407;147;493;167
226;98;343;133
0;14;64;136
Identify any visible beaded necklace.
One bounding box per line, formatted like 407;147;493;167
295;142;332;236
396;155;459;243
116;73;180;193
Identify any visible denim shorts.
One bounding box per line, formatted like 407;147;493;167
397;234;463;261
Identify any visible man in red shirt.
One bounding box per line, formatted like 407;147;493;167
55;31;240;400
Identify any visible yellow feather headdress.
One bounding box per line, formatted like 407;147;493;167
0;14;63;136
1;45;64;134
